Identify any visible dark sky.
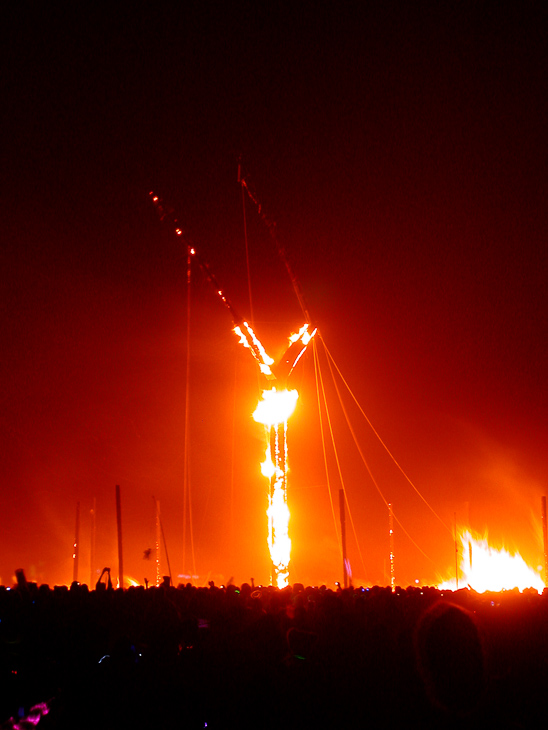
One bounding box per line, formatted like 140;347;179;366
2;2;547;587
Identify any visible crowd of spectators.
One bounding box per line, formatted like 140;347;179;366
1;571;547;728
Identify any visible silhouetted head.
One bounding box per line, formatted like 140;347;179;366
415;600;486;717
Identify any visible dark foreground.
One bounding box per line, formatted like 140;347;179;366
1;580;547;728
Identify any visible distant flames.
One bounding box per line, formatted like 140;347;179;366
439;529;545;593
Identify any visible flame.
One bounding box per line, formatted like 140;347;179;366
253;388;298;426
268;484;291;588
234;322;274;377
260;445;276;478
288;323;317;346
439;530;545;593
252;387;298;589
233;319;311;589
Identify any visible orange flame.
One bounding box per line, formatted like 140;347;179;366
234;322;275;378
253;388;298;426
234;321;313;589
268;484;291;588
439;530;545;593
288;323;316;346
260;444;276;479
253;388;298;588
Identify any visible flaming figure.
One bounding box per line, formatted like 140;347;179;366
238;324;316;587
253;388;298;587
150;193;316;588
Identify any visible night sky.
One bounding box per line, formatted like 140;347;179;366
2;2;547;588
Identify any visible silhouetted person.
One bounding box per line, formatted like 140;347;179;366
15;568;28;590
96;567;113;591
415;600;486;718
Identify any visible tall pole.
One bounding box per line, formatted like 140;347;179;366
156;498;161;586
339;489;348;589
90;497;96;588
389;503;395;592
72;501;80;584
542;496;548;588
454;512;459;590
183;244;192;580
116;484;123;589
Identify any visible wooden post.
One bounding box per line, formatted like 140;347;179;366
339;489;348;589
72;501;80;584
116;484;123;589
156;498;161;586
90;497;96;588
542;496;548;588
389;503;395;592
454;512;459;590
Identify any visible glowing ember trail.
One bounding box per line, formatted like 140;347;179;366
438;530;545;593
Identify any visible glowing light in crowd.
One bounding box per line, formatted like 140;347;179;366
438;530;545;593
8;701;50;728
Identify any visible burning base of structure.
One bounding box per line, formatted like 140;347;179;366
253;387;299;589
438;529;545;593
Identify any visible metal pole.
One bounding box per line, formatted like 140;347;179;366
389;503;395;592
90;497;96;588
454;512;459;590
116;484;123;589
542;496;548;588
339;489;348;589
72;501;80;584
156;498;161;586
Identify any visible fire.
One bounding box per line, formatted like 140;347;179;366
439;530;545;593
288;323;315;346
252;387;298;588
233;319;314;588
234;322;275;378
253;388;299;426
267;486;291;588
152;192;315;590
260;445;276;478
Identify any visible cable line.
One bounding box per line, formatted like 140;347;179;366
312;342;340;550
318;334;440;569
314;341;369;579
322;339;453;538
